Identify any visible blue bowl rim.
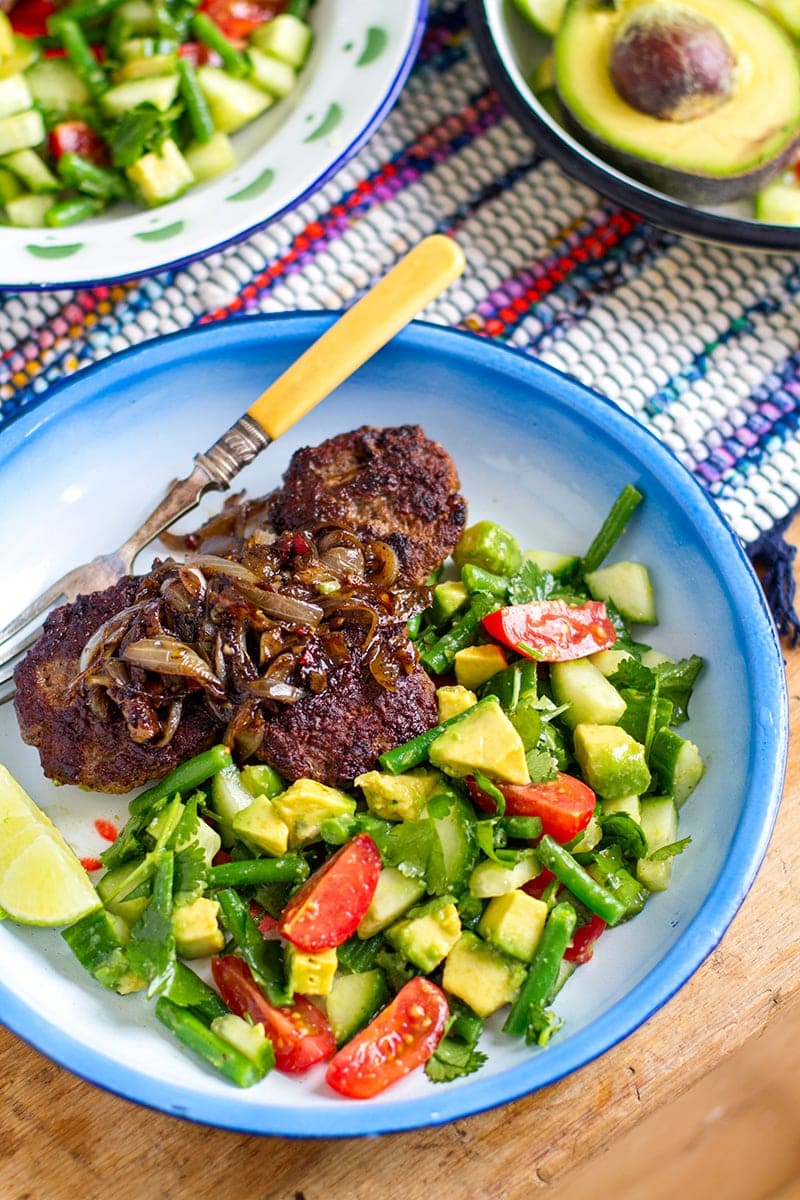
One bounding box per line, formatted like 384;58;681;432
466;0;800;253
0;312;789;1137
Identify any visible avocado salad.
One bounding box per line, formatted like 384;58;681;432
42;480;706;1098
0;0;313;227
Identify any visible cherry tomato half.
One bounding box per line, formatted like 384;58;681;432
326;977;449;1099
468;772;597;844
9;0;56;38
482;598;616;662
199;0;286;42
564;913;607;964
49;121;110;166
211;955;335;1073
278;832;382;953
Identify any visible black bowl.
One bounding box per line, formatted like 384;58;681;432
467;0;800;252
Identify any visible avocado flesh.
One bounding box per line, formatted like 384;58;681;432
554;0;800;204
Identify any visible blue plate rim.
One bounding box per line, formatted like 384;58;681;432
466;0;800;253
4;3;429;293
0;313;789;1136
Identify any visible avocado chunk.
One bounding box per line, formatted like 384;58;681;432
355;768;441;822
436;684;478;723
554;0;800;205
232;794;290;857
442;931;527;1018
171;896;225;959
270;779;356;847
453;520;522;576
386;899;462;973
285;943;338;996
454;643;508;690
428;696;530;785
573;722;651;799
478;889;548;962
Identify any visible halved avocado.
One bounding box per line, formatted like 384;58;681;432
554;0;800;204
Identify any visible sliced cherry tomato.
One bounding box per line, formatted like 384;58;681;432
211;955;335;1073
199;0;286;42
522;867;557;899
9;0;57;38
49;121;110;166
278;833;382;953
564;913;607;964
177;41;224;67
468;772;596;844
325;977;449;1099
482;598;616;662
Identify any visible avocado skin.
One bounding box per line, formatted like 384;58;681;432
554;0;800;206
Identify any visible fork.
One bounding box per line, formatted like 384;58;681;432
0;234;466;705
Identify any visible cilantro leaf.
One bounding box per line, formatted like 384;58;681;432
384;819;435;881
173;842;207;900
426;1037;488;1083
649;836;692;862
507;560;555;604
598;812;648;860
108;104;179;168
126;851;176;991
524;1003;565;1047
655;655;704;723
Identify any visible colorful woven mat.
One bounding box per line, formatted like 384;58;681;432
2;2;799;630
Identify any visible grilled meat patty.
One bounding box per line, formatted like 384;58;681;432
269;425;467;586
13;578;220;793
14;426;464;794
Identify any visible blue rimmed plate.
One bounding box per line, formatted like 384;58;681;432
0;314;788;1135
0;2;426;289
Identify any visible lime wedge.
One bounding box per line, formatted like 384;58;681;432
0;764;100;926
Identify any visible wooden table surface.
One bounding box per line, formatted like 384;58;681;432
3;524;799;1200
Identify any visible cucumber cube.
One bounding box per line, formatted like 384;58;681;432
636;795;679;893
4;190;52;226
247;46;296;97
100;73;180;118
0;73;32;118
197;65;273;133
249;13;312;69
25;58;91;112
550;658;627;728
0;108;45;157
584;561;657;625
1;148;59;192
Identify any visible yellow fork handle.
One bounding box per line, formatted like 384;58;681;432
246;234;466;441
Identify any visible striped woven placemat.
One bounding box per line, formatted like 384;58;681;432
2;1;799;631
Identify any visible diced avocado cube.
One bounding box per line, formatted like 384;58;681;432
386;900;462;973
210;1013;275;1075
171;895;224;959
573;723;651;800
523;548;580;577
550;658;627;728
197;65;273;133
469;847;540;898
357;866;426;938
431;580;469;625
454;643;508;690
436;684;477;723
587;646;633;677
428;696;529;785
442;931;526;1018
232;794;290;857
249;12;313;69
185;129;236;183
125;137;194;206
478;888;548;962
453;520;522;576
285;943;337;996
585;561;657;625
270;778;356;847
326;968;389;1046
355;767;440;822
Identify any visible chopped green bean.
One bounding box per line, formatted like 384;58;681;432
129;745;233;817
163;961;230;1021
580;484;644;576
461;563;509;597
51;16;109;98
177;56;215;144
420;593;498;676
502;901;576;1039
207;855;309;889
45;195;106;226
155;997;266;1087
190;12;248;75
57;151;127;199
536;834;628;925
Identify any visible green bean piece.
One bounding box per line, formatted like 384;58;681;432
378;696;493;775
56;0;130;24
420;593;498;676
216;888;292;1006
57;151;127;199
286;0;311;17
190;12;248;75
502;902;576;1039
536;834;628;925
461;563;509;597
52;16;109;97
129;745;233;816
207;855;309;889
45;195;106;226
500;815;542;841
176;56;215;144
155;997;266;1087
580;483;644;576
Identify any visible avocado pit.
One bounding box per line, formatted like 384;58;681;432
609;3;735;122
